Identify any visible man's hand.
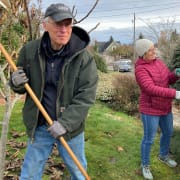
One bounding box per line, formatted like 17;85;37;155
47;121;66;139
11;67;28;87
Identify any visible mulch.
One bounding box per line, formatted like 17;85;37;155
0;95;25;105
0;97;6;104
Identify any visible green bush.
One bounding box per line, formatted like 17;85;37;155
92;52;107;73
96;71;140;116
96;71;114;101
110;74;140;116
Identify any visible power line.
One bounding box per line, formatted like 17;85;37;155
77;4;180;20
39;1;180;22
70;0;180;10
40;0;180;14
76;1;180;14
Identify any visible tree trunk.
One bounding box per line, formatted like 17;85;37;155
0;65;20;179
0;85;12;178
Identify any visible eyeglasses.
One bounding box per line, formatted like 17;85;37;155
48;20;72;29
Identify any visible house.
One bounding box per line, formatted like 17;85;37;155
94;37;121;66
95;38;121;54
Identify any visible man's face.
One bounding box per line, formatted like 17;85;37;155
43;17;72;49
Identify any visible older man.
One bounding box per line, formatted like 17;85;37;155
10;3;98;180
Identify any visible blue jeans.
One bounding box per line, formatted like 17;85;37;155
20;125;87;180
141;112;173;166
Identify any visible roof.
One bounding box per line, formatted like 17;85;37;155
95;39;121;53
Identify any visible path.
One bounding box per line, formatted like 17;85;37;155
173;106;180;128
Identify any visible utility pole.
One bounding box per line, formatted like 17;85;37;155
133;12;136;61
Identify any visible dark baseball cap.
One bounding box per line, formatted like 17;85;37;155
44;3;73;22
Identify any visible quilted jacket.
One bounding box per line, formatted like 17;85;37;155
10;26;98;140
135;57;179;115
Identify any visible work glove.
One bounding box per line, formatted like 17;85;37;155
175;68;180;77
11;67;28;87
47;121;66;139
176;91;180;100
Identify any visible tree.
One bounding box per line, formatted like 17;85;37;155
0;63;21;179
138;17;179;64
0;0;28;178
109;45;133;60
138;32;144;39
169;41;180;95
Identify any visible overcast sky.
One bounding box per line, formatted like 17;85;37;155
34;0;180;43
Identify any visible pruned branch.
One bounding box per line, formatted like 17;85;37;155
72;5;77;23
88;22;100;34
74;0;99;24
24;0;32;40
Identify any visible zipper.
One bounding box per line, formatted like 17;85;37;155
30;50;45;143
51;62;54;71
56;60;67;118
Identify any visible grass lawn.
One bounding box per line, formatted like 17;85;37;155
1;100;180;179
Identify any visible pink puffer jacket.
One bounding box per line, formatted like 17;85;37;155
135;58;179;115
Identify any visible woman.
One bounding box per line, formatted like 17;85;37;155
135;38;180;179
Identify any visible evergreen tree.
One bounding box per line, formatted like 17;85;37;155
170;42;180;91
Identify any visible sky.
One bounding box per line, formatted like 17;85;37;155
32;0;180;44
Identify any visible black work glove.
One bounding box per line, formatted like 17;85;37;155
11;67;28;87
47;121;67;139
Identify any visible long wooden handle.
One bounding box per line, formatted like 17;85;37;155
0;43;91;180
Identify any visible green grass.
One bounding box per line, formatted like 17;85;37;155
1;101;180;179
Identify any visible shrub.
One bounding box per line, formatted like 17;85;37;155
96;71;114;101
110;74;140;116
92;52;107;73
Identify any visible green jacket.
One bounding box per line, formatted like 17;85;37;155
11;26;98;140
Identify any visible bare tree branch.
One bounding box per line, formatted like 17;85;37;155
72;5;77;23
88;22;100;34
137;17;179;64
74;0;99;24
24;0;32;40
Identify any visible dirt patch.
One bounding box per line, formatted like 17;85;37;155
173;105;180;128
0;95;25;105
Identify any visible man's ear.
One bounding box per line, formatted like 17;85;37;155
42;21;48;31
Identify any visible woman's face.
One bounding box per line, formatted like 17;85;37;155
143;45;156;61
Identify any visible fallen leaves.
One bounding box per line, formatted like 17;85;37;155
117;146;124;152
4;130;68;179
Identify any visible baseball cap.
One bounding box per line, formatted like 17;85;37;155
45;3;73;22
